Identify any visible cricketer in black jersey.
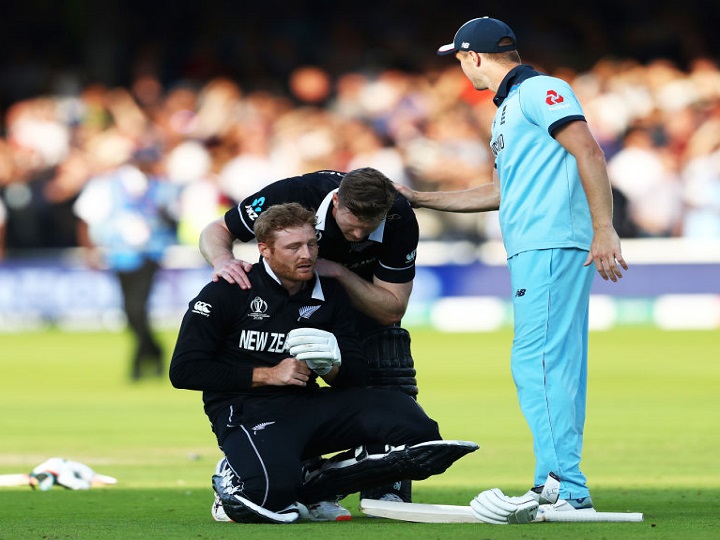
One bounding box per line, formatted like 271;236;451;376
170;204;472;523
170;258;368;420
224;170;419;333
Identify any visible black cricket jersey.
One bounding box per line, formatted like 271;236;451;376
223;171;419;331
169;259;368;420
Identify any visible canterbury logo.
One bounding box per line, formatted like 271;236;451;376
298;305;321;320
192;301;212;316
252;421;275;434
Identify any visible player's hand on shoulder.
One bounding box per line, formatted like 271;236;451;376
392;182;417;206
212;257;253;289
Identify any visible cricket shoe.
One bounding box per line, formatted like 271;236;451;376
299;500;352;521
211;492;232;522
301;440;478;503
212;457;299;524
533;497;596;522
211;457;233;522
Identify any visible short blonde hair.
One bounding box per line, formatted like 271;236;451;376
254;203;317;245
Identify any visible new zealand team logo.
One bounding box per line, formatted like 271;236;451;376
545;90;565;106
298;305;321;321
249;296;269;320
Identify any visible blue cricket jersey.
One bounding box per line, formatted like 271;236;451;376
490;65;593;258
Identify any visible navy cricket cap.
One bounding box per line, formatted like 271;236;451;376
437;17;517;55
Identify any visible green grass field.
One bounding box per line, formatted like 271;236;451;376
1;326;718;539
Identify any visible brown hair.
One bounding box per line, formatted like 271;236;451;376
254;202;317;245
484;37;521;64
337;167;396;221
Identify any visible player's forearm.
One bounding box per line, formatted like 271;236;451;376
199;219;236;267
577;148;615;231
333;267;408;325
412;183;500;213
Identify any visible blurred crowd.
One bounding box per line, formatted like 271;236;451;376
1;54;720;261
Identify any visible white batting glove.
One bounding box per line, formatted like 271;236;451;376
286;328;342;376
470;488;539;525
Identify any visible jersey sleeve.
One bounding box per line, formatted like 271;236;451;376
169;281;255;392
223;177;308;242
519;76;586;138
373;197;419;284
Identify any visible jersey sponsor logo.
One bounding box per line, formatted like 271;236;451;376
405;249;417;263
192;301;212;316
249;296;269;320
244;196;266;222
298;305;321;320
545;89;570;110
238;330;287;353
545;90;564;105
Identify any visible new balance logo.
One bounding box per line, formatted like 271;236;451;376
298;305;321;320
515;289;526;297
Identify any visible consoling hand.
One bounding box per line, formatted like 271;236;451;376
212;257;254;289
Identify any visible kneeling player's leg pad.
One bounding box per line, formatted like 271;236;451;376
363;327;418;397
301;440;478;503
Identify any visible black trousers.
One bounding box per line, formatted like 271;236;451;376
212;387;441;511
116;258;163;378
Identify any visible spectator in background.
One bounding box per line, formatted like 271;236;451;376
73;132;180;380
607;124;683;237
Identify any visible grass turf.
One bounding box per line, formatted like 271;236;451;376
0;326;718;538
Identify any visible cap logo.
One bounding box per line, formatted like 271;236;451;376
461;41;470;49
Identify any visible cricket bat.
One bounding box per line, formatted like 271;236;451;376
359;498;644;523
360;498;478;523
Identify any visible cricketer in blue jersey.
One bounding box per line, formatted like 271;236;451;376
399;17;628;516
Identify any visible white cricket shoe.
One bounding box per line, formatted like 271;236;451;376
211;492;232;522
303;500;352;521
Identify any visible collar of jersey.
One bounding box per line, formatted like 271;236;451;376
315;188;386;242
493;64;542;107
261;258;325;301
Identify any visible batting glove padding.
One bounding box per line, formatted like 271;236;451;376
287;328;342;375
470;488;539;525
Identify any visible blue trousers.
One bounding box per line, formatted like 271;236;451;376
508;248;594;500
